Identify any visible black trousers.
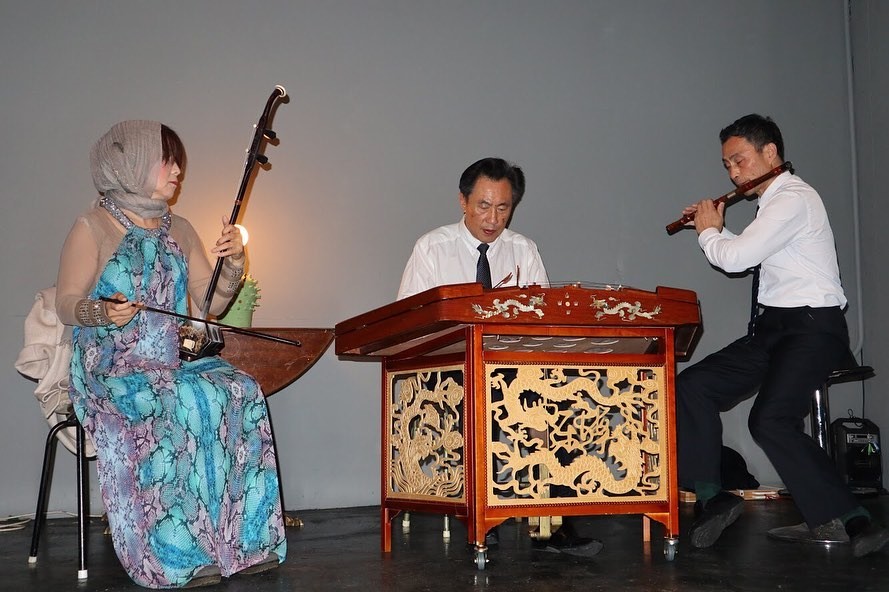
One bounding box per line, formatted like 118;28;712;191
677;305;858;527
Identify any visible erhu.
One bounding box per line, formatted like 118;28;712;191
665;161;793;235
180;85;292;361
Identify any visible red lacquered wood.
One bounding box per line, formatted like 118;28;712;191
220;327;333;396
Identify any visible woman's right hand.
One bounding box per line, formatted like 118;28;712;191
105;292;139;327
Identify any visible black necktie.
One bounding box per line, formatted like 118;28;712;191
748;264;760;337
476;243;492;289
747;205;761;337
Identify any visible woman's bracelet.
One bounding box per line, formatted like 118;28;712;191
75;298;112;326
218;260;245;295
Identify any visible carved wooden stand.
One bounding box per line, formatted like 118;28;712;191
336;284;700;567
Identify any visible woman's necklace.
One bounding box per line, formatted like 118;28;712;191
100;196;171;233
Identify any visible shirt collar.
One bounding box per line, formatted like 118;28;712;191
458;216;502;251
757;170;792;208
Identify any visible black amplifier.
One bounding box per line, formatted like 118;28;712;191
832;417;882;493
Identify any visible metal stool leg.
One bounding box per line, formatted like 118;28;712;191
28;414;90;580
28;417;71;563
76;420;88;580
811;382;832;457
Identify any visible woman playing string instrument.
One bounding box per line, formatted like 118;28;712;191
55;120;285;588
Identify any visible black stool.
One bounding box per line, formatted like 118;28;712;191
810;360;875;457
28;412;93;580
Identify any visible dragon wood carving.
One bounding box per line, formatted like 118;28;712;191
488;365;663;501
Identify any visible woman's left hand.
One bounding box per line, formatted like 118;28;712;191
211;216;245;262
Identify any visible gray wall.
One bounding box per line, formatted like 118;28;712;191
852;0;889;488
0;0;873;516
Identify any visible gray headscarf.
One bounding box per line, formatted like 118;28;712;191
89;120;169;219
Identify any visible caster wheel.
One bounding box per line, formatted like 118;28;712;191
664;538;678;561
475;549;487;570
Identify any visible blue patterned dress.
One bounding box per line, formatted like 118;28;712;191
69;207;286;588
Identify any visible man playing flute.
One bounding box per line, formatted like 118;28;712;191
676;113;888;557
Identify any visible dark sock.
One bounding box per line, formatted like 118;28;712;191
841;506;871;524
843;507;872;537
694;481;721;505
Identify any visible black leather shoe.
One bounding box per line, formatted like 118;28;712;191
688;491;743;548
532;523;604;557
767;518;849;544
846;517;889;557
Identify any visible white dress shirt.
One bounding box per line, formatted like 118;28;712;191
697;171;846;308
397;217;549;300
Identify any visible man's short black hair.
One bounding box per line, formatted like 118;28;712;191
459;157;525;206
719;114;785;161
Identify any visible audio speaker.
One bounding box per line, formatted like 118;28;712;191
832;417;882;494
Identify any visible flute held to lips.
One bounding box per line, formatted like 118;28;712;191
665;161;793;235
